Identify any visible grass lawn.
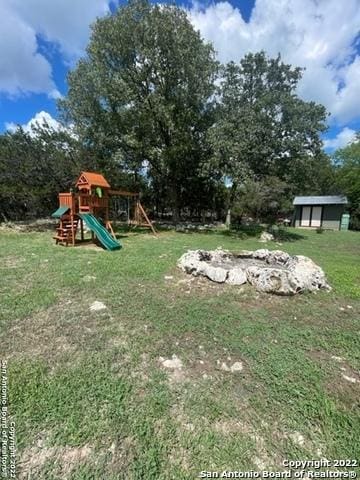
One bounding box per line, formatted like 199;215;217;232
0;225;359;479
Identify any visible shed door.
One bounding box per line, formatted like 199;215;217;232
301;206;311;226
311;206;322;227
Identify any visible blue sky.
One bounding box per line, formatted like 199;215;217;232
1;0;360;151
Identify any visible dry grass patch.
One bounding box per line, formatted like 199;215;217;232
19;432;92;479
1;293;125;366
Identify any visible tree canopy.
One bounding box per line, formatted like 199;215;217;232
0;123;81;221
2;0;349;227
333;133;360;229
209;52;328;194
59;0;218;219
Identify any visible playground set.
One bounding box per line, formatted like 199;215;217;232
51;171;156;250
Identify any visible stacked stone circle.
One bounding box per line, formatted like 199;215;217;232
178;249;331;296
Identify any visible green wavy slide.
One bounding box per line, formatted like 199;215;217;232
79;214;121;251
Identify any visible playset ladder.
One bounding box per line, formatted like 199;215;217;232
53;216;79;246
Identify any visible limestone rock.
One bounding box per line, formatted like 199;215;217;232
160;354;183;370
178;249;229;283
259;231;274;243
266;250;291;265
220;362;231;372
90;301;107;311
285;255;331;292
204;265;228;283
226;268;247;285
177;250;204;275
178;248;330;295
230;361;244;372
252;249;270;260
83;275;96;282
246;266;299;295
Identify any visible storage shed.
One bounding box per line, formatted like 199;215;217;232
293;196;349;230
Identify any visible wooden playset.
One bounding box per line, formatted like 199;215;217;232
52;171;156;250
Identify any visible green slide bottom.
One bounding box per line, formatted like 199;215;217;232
79;214;121;251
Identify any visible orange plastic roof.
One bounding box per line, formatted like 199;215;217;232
76;171;111;189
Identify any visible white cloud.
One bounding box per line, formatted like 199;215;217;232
8;0;110;59
0;0;109;97
189;0;360;125
1;0;360;130
0;2;57;97
323;127;357;151
6;111;66;135
49;89;63;100
331;57;360;124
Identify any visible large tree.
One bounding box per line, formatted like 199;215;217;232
59;0;218;220
0;123;82;221
209;52;328;207
334;133;360;230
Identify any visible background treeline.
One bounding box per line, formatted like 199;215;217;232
1;0;359;229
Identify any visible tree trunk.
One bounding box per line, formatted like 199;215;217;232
225;182;238;228
173;208;180;223
170;183;180;223
225;209;231;228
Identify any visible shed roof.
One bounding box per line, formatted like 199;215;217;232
293;195;348;205
76;171;111;189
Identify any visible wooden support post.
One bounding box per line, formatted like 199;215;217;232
127;197;130;227
71;213;75;246
105;206;109;226
106;221;116;239
80;218;84;241
138;201;157;236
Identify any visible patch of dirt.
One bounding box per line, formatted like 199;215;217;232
215;418;277;469
168;445;191;471
19;433;92;479
213;419;253;435
216;359;244;373
19;431;137;478
129;352;150;382
3;255;27;269
170;404;197;435
82;274;97;282
3;314;76;361
73;242;104;251
308;349;360;407
165;270;227;295
158;350;247;386
61;445;92;467
103;436;136;474
215;417;325;468
187;356;215;380
309;350;360;382
171;401;302;471
0;295;115;364
108;336;128;348
282;429;326;458
159;355;186;383
171;405;197;432
0;218;56;233
166;270;304;310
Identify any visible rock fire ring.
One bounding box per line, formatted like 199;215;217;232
178;249;331;295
